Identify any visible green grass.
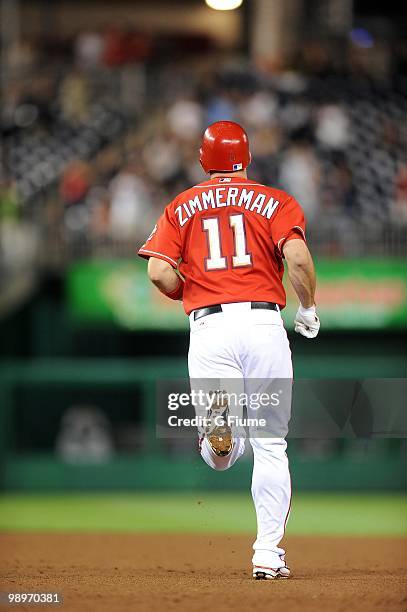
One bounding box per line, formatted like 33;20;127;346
0;493;406;536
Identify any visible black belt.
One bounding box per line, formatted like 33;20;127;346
193;302;279;321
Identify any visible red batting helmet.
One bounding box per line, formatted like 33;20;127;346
199;121;251;174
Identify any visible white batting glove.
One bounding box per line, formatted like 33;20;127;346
294;304;320;339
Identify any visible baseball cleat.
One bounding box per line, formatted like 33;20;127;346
205;391;233;456
252;564;291;580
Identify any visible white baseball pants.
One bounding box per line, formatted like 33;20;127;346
188;301;292;569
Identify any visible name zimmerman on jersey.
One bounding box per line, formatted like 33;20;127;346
175;187;279;227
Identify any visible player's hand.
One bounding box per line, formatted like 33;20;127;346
294;304;320;338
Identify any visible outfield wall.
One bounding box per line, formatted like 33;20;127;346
0;357;405;492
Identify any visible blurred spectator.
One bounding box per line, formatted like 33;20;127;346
206;91;236;125
280;140;321;221
95;147;123;185
109;162;153;241
0;179;39;271
143;133;183;185
315;104;350;150
74;30;104;68
167;97;204;141
59;71;89;126
239;90;277;130
124;28;152;64
102;26;128;67
279;96;312;134
323;156;356;215
60;161;92;207
88;187;111;241
101;26;152;67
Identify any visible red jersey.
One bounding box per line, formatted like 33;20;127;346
138;176;306;314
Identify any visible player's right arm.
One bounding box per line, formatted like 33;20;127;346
138;203;184;301
147;257;184;300
283;238;320;339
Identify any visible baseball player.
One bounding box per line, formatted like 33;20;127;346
138;121;320;580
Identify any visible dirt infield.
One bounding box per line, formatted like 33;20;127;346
0;533;406;612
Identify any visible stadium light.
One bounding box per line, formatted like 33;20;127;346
205;0;243;10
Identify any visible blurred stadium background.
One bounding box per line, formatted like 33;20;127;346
0;0;406;535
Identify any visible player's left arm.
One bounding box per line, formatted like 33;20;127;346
283;238;315;309
148;257;184;300
283;238;320;339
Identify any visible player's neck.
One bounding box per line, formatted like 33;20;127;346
210;170;248;180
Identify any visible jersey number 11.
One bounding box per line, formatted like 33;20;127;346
202;214;252;271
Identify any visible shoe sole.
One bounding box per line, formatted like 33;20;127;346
253;568;290;580
208;426;233;456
